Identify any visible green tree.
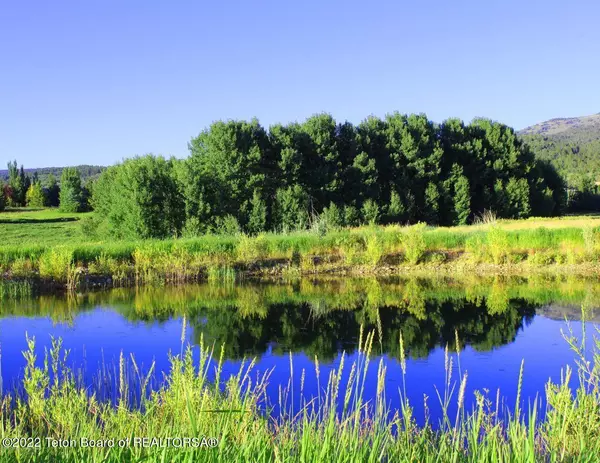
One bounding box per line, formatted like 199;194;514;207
59;167;83;212
92;155;184;239
274;185;309;232
44;173;60;207
454;173;471;225
25;182;46;207
505;177;531;218
7;160;24;206
386;189;405;223
247;190;267;234
424;182;440;225
0;180;5;211
361;199;380;225
185;119;271;230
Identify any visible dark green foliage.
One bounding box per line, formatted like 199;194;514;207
184;119;271;233
247;190;267;235
44;173;60;207
174;114;563;234
91;155;185;239
454;173;471;225
274;185;310;232
6;160;27;206
505;178;531;219
0;180;5;211
0;165;104;184
59;167;83;212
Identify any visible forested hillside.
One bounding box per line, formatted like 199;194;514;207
519;114;600;189
90;113;566;239
0;165;104;184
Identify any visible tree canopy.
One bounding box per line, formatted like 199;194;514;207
89;113;566;239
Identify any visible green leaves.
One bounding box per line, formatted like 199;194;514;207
91;155;185;239
59;167;83;212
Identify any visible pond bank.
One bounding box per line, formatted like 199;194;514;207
2;253;600;295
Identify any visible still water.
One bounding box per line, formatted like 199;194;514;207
0;277;597;424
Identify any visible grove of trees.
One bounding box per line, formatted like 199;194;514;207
0;161;89;212
90;113;567;239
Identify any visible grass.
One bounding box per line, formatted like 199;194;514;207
0;208;92;246
1;315;600;461
2;208;600;288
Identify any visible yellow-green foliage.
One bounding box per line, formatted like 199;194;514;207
365;234;385;266
237;234;269;263
10;257;36;277
38;247;75;281
464;234;488;263
339;234;366;265
487;227;510;264
528;250;556;266
89;253;131;284
583;226;600;255
403;223;427;265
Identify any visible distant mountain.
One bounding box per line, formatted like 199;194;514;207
519;114;600;187
0;165;105;184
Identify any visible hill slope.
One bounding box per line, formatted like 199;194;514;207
0;165;104;184
519;114;600;187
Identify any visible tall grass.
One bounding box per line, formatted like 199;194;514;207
1;318;600;461
1;222;600;287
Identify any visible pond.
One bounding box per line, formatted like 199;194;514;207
0;276;597;426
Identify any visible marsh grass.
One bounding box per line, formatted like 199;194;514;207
2;315;600;461
1;220;600;287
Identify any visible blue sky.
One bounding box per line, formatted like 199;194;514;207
1;0;599;167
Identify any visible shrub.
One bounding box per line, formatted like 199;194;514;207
583;226;600;255
403;223;427;265
361;200;380;225
214;215;242;236
38;248;75;282
465;234;488;263
10;258;36;277
487;227;509;264
339;234;366;265
528;250;555;266
365;234;385;267
237;234;269;263
426;251;447;265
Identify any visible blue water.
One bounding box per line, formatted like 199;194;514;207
0;281;594;426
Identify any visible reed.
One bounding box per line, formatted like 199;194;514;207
0;219;600;288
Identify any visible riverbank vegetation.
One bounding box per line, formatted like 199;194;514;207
1;210;600;288
1;316;599;461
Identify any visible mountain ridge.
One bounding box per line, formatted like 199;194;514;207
518;113;600;185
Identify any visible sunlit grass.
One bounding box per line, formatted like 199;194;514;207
1;209;600;287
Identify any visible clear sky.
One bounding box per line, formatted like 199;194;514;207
1;0;599;168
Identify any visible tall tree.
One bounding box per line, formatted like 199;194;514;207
92;155;184;239
44;173;60;207
59;167;83;212
26;181;46;207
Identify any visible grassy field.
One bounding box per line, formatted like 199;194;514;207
1;208;600;287
1;322;599;461
0;208;92;246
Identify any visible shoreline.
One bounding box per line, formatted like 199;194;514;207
2;254;600;294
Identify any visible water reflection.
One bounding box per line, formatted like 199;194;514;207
2;276;599;362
